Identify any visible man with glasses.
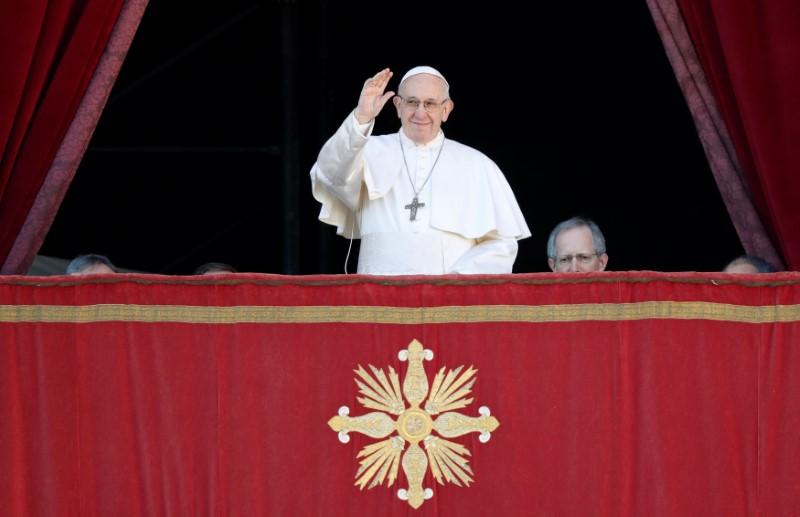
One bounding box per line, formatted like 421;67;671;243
546;217;609;273
310;66;530;275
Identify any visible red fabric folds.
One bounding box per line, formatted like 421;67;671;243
0;1;126;272
645;0;783;268
1;272;799;516
673;1;800;270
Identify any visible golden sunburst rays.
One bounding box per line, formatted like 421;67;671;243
355;436;404;489
328;339;500;510
425;365;477;415
424;436;474;487
354;364;405;415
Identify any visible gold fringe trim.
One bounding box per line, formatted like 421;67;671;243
1;301;800;324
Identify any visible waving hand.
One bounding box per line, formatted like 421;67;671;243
354;68;395;124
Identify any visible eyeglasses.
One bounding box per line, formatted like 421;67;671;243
554;252;600;268
398;96;448;113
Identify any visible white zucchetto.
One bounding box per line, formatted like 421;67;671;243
399;66;449;88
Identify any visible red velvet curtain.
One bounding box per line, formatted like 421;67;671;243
2;273;800;515
646;0;784;269
672;1;800;270
0;1;132;273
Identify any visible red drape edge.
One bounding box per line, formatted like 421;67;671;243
0;0;148;274
645;0;784;270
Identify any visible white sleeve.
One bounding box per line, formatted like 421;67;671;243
447;233;519;274
310;112;373;235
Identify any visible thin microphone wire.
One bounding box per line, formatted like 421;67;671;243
344;194;363;274
344;218;355;274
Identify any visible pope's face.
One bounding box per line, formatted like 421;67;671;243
393;74;453;145
548;226;608;273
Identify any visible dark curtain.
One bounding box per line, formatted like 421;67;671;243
648;0;800;270
0;1;146;274
2;272;800;515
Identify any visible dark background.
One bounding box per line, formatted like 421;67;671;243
39;0;743;274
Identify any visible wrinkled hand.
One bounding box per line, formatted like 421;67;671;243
354;68;395;124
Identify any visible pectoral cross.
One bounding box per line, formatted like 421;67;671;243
404;197;425;221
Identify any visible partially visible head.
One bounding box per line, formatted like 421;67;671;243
723;255;777;274
66;254;117;275
194;262;237;275
393;66;453;145
547;217;608;273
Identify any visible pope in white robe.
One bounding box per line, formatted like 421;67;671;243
310;66;531;275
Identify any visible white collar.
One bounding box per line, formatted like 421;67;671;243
398;128;445;150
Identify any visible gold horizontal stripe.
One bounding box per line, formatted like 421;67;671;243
1;302;800;324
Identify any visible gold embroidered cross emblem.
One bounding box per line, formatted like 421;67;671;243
328;339;500;509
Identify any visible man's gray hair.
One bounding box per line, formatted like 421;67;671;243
724;255;778;273
194;262;238;275
66;254;116;274
546;217;606;259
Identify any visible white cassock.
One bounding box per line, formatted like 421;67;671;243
310;112;531;275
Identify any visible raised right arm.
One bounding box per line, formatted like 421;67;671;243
312;68;395;209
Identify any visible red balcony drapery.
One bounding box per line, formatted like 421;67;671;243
2;272;799;516
0;0;147;274
647;0;800;269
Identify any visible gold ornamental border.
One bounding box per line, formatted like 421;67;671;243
2;301;800;324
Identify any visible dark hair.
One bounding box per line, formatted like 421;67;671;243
193;262;238;275
66;254;117;274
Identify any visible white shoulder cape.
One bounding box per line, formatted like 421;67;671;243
312;125;530;241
